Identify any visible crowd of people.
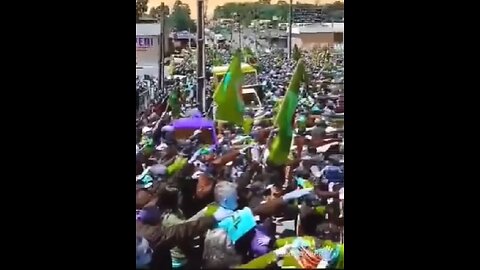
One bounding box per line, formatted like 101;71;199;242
136;45;344;269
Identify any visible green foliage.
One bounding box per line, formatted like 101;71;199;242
168;0;197;32
243;47;254;56
136;0;149;21
149;5;170;19
213;1;344;25
214;2;288;24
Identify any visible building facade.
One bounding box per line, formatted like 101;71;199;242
290;23;344;50
136;23;171;77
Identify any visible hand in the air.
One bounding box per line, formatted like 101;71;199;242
282;188;313;202
256;234;271;246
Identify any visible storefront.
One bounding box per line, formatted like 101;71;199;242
291;23;344;50
136;24;161;77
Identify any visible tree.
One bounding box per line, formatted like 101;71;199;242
212;2;318;24
329;1;345;10
136;0;149;21
169;0;196;31
211;1;345;25
173;0;191;13
149;5;170;19
322;1;344;21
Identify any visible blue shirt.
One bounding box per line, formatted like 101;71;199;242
323;165;343;183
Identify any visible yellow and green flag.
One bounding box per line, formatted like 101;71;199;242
243;116;254;134
268;59;305;166
166;157;187;176
213;51;245;126
168;59;175;76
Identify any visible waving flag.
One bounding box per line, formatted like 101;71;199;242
268;59;305;166
213;51;244;125
168;89;181;118
168;59;175;77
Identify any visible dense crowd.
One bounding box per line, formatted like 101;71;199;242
136;46;344;269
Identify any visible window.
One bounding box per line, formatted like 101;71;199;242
243;92;260;107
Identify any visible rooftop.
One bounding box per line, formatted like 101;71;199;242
136;23;161;36
291;23;344;34
138;15;158;21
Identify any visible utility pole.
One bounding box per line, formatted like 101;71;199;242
287;0;293;59
239;25;242;51
233;13;242;52
254;22;258;53
158;2;166;95
253;11;258;53
196;0;206;112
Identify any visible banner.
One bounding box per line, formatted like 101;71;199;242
136;36;155;51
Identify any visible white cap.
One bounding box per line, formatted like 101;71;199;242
310;165;322;178
191;170;203;179
325;127;336;133
142;126;153;134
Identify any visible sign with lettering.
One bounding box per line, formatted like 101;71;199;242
174;31;195;40
218;207;256;244
293;8;324;23
136;36;155;51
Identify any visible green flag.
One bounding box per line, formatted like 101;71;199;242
268;59;305;166
168;89;181;118
213;51;244;125
243;116;254;134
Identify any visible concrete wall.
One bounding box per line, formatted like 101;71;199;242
292;32;343;50
136;36;159;66
136;23;171;65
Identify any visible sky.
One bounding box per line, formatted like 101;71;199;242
148;0;342;19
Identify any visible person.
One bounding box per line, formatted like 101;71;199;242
311;119;327;140
136;46;345;269
136;209;233;270
319;158;343;184
187;180;237;221
181;173;216;219
157;184;188;269
202;228;244;269
198;188;312;269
